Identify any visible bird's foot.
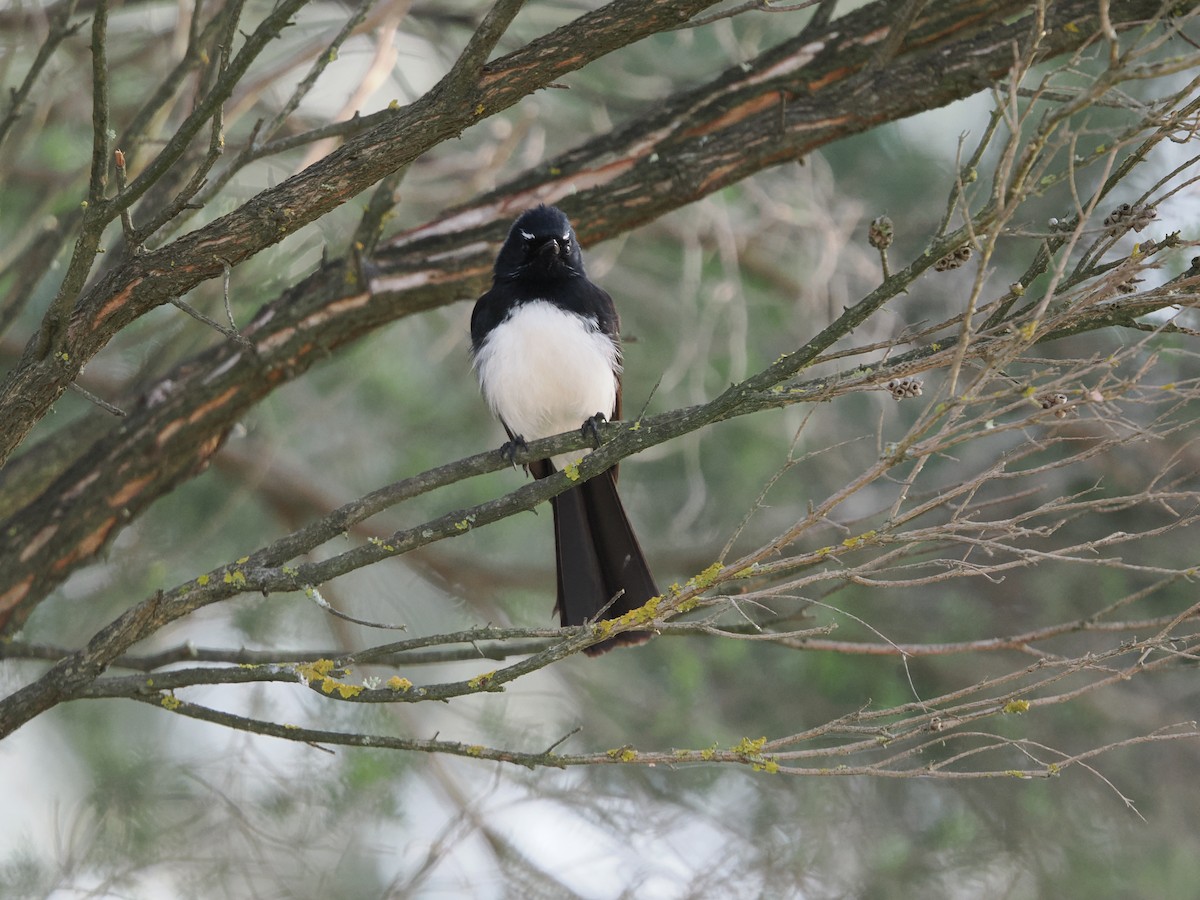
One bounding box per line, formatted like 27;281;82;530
581;413;608;449
499;434;529;468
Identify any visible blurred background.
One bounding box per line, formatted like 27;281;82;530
2;1;1199;897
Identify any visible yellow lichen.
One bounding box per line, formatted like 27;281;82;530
468;671;495;690
197;574;209;586
687;561;725;592
606;747;638;762
387;676;413;692
295;659;337;681
1003;699;1031;714
732;736;768;756
160;694;181;711
841;530;877;550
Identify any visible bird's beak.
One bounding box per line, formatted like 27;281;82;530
536;238;561;260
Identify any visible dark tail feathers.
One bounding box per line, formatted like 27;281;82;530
545;467;658;655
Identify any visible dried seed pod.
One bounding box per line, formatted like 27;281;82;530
933;245;972;272
1115;276;1143;295
1104;202;1157;237
868;215;894;250
886;377;924;400
1038;392;1069;418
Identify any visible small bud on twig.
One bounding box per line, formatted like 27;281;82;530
868;215;893;251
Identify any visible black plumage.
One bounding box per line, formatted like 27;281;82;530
470;205;658;655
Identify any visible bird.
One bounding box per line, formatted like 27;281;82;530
470;204;659;655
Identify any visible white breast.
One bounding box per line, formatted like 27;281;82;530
474;300;620;460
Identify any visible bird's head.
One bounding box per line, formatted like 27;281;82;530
494;205;584;280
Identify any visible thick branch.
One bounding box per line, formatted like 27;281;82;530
0;0;719;465
1;0;1177;637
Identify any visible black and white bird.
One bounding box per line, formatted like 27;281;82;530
470;205;658;655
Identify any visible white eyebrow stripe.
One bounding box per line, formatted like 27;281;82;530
520;230;534;240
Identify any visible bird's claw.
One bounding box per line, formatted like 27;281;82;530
500;435;529;468
581;413;608;449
